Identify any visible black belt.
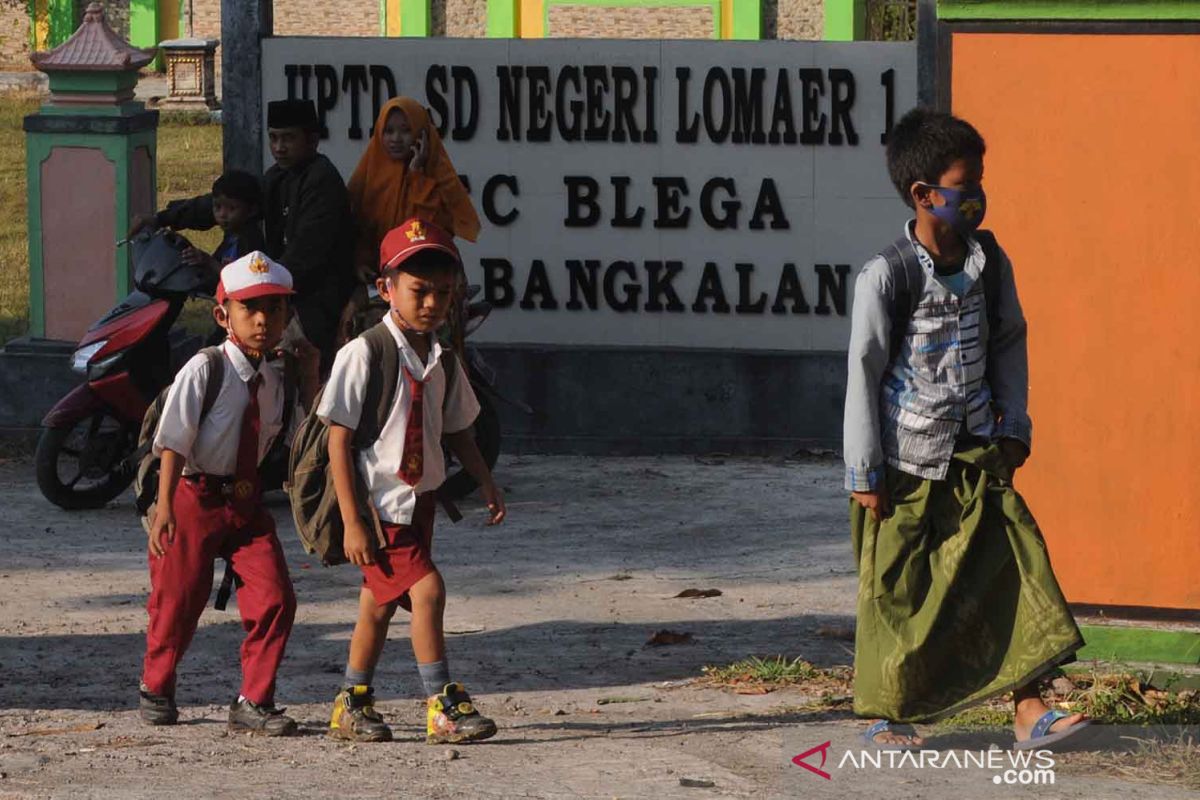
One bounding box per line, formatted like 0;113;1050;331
180;474;243;612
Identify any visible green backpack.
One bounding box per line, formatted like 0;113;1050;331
286;322;459;567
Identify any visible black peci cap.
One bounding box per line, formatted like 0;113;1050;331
267;99;318;131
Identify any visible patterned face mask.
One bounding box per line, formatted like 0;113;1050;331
921;183;987;234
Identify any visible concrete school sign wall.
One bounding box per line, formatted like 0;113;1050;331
261;39;916;351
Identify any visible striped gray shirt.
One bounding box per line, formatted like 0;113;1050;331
843;223;1032;491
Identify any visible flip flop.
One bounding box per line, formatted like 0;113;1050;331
862;720;922;751
1012;709;1093;751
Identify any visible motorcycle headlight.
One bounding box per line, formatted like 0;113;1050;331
71;340;107;373
88;351;124;380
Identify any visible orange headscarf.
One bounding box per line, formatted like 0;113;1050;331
347;97;481;267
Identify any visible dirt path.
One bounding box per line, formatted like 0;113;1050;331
0;455;1194;799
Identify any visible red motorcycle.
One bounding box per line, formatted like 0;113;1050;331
36;230;212;510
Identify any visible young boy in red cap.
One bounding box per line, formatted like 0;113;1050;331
318;218;506;744
140;252;315;735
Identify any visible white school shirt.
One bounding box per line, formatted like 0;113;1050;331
317;313;480;525
153;340;287;476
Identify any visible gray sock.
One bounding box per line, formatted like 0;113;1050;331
344;666;374;690
417;660;451;697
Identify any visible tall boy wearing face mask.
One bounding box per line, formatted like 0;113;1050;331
842;109;1091;751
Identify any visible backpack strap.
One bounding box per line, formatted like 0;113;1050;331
198;345;225;422
435;346;464;524
973;229;1003;337
440;347;458;414
879;236;924;366
131;345;226;471
275;350;299;439
355;322;401;448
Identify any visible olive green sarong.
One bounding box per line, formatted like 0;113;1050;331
850;443;1083;723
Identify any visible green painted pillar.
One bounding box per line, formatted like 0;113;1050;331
824;0;865;39
486;0;518;37
47;0;75;46
25;3;158;341
401;0;431;35
730;0;762;39
129;0;163;69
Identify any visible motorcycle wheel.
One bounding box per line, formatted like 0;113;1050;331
36;411;137;510
440;391;501;501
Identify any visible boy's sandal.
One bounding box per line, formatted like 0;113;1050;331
862;720;922;751
1012;710;1092;751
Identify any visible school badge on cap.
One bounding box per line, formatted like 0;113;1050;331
380;217;459;273
216;251;296;303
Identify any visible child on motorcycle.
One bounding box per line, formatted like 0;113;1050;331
179;170;267;277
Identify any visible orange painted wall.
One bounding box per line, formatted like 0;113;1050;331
952;33;1200;610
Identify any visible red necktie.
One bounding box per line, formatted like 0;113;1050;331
397;369;424;486
232;373;263;521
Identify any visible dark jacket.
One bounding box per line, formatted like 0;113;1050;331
213;225;268;265
157;154;354;363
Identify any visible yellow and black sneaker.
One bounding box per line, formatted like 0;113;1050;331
329;685;393;742
426;682;497;744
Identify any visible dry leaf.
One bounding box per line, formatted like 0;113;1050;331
596;696;648;705
816;626;855;641
646;630;694;646
734;686;771;695
8;722;104;737
674;588;722;599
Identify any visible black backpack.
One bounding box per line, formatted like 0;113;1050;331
880;229;1003;365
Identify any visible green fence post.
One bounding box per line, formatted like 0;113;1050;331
824;0;864;39
730;0;762;38
487;0;519;36
400;0;431;34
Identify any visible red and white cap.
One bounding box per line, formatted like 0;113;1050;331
216;251;295;304
380;218;460;273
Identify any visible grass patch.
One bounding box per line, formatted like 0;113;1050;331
700;656;853;702
699;658;1200;730
1059;736;1200;791
1062;670;1200;726
0;91;223;344
934;670;1200;731
0;91;39;343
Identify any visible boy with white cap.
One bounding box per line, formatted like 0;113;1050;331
139;252;313;735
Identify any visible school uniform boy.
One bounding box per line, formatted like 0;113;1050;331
318;218;506;744
843;109;1091;750
140;253;313;735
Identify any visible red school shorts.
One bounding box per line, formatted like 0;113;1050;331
359;493;437;610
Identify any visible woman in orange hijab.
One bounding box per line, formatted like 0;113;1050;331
352;97;480;262
340;97;482;339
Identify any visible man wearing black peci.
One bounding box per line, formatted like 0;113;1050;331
132;99;354;372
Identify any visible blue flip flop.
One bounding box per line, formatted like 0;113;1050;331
1012;709;1092;751
862;720;922;751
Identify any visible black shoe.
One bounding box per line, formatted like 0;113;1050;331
228;697;298;737
426;682;497;744
139;683;178;726
329;686;393;742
